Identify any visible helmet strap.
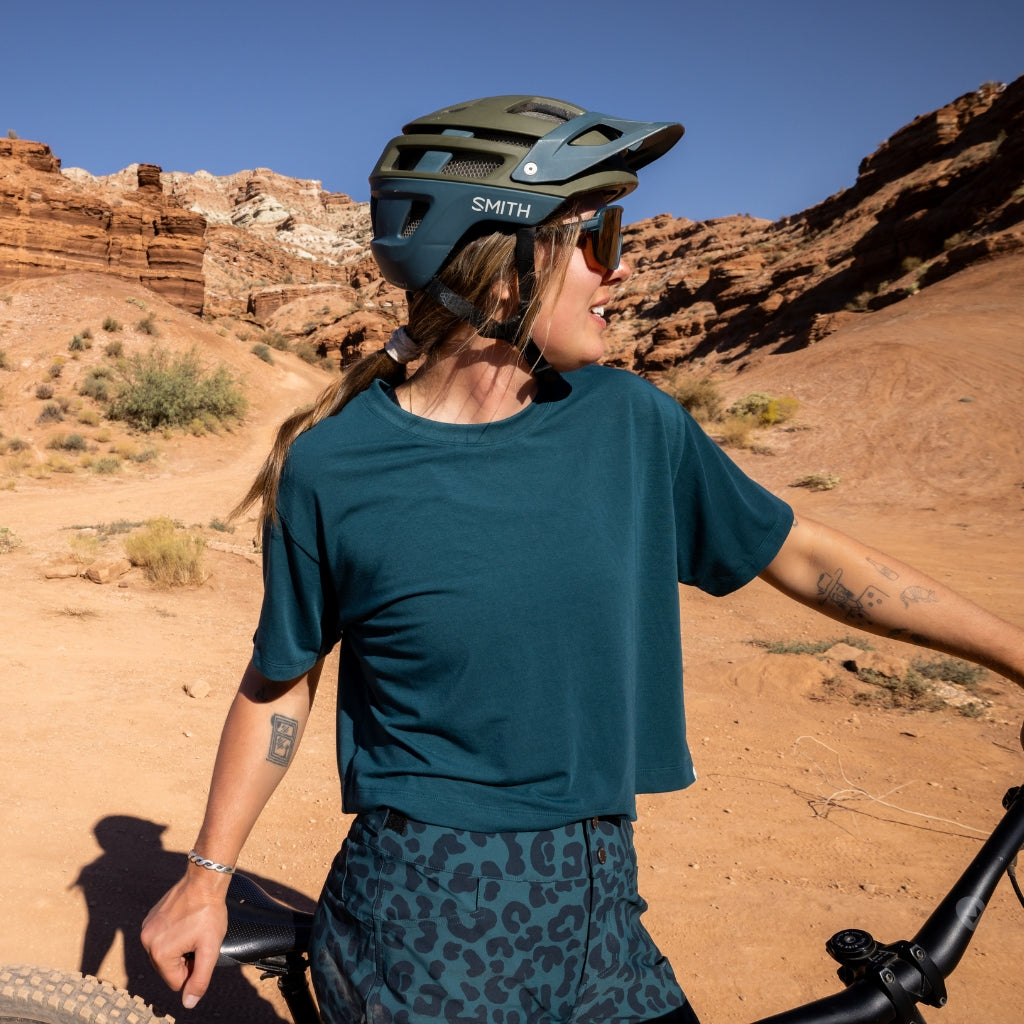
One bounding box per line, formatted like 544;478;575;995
421;228;556;381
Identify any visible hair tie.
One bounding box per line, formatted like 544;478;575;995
383;326;422;365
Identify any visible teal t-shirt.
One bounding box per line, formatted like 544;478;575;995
252;365;792;831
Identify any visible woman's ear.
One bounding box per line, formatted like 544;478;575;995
491;276;519;318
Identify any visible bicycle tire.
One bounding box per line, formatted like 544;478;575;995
0;965;175;1024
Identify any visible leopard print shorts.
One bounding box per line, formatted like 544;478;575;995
309;809;690;1023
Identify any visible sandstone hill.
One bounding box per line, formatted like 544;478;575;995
2;75;1021;378
3;83;1024;1024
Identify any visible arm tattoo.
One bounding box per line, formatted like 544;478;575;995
866;557;900;581
267;714;299;767
901;586;939;609
816;568;889;623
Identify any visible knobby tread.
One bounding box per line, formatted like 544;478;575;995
0;965;175;1024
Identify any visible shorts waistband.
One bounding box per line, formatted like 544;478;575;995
349;807;632;882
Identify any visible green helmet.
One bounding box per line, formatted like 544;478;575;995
369;95;684;292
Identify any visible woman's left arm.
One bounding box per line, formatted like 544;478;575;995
759;513;1024;688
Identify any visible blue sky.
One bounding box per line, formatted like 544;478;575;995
2;0;1021;225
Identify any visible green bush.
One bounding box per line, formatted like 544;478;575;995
35;383;54;400
102;316;122;333
251;343;274;365
104;340;124;358
728;392;801;426
106;345;247;431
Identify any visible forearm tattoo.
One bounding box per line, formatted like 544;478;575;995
863;557;940;610
267;714;299;767
816;568;888;623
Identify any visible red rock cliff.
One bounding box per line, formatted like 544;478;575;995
0;142;206;315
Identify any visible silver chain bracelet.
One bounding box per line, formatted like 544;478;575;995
187;848;235;874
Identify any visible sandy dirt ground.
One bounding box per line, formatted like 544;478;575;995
2;261;1024;1023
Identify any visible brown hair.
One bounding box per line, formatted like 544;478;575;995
231;215;583;537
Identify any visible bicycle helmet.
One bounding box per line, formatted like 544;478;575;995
370;95;684;293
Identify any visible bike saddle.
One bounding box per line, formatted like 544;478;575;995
217;871;315;968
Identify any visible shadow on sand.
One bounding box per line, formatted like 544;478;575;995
72;815;320;1022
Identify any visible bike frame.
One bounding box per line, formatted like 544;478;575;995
215;784;1024;1024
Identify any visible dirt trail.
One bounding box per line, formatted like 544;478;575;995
2;266;1023;1023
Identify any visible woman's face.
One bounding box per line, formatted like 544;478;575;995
530;207;631;372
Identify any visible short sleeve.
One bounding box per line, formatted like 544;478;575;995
251;461;342;680
673;415;793;596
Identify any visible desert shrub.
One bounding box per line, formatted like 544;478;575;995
123;517;207;587
80;365;115;402
0;349;10;370
660;374;725;424
136;314;160;337
77;408;101;426
293;339;329;367
912;656;986;692
263;330;290;351
102;316;122;333
46;455;76;473
715;415;757;448
91;456;121;474
69;333;92;352
37;402;64;424
5;436;29;452
0;526;22;553
791;472;840;491
750;635;872;656
35;383;55;400
854;667;945;711
106;346;247;431
252;343;274;365
47;433;87;451
728;392;800;426
104;339;124;358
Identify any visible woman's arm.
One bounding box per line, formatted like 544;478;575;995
141;656;324;1009
759;514;1024;688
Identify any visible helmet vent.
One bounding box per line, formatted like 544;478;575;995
509;99;574;124
400;201;428;238
442;156;502;179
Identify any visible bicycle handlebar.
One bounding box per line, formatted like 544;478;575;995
750;783;1024;1024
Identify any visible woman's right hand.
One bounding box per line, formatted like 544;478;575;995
141;867;231;1009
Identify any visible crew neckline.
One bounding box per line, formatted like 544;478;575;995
365;378;567;445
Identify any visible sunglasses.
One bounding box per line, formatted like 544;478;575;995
575;205;623;272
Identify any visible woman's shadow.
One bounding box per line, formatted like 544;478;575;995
72;815;320;1022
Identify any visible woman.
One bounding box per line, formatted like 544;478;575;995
142;95;1024;1024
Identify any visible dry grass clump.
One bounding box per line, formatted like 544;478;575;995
123;517;208;587
658;374;801;451
0;526;22;553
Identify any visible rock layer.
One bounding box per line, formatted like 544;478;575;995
0;143;206;315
